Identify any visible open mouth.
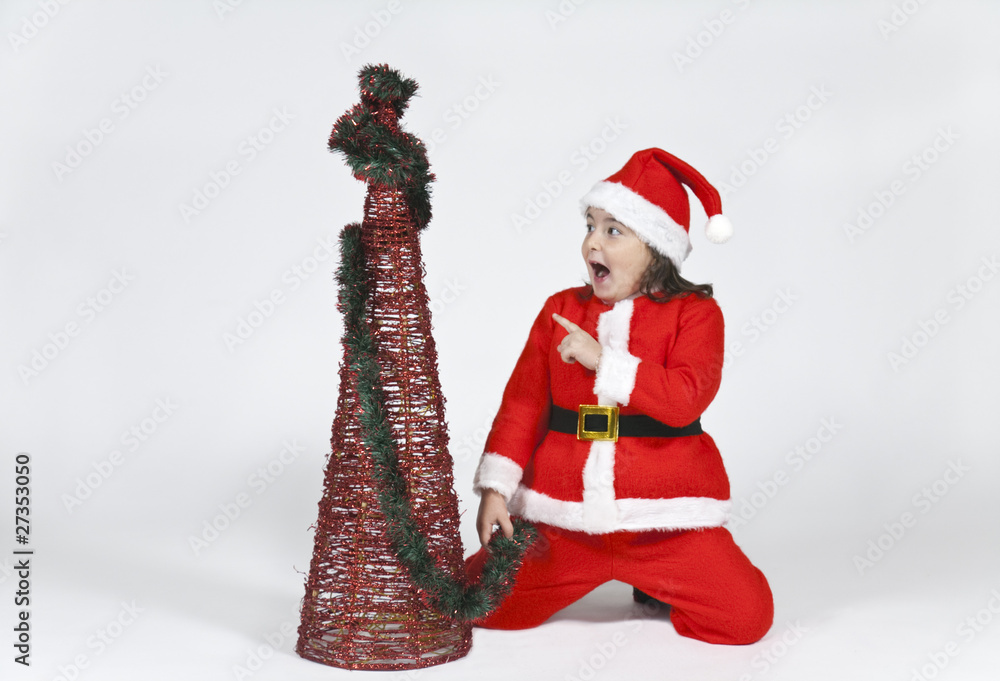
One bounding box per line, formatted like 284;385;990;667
590;261;610;281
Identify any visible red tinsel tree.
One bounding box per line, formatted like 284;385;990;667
296;65;533;671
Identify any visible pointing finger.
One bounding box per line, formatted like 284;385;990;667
552;313;581;333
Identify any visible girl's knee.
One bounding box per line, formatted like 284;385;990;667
724;568;774;644
726;587;774;644
671;570;773;645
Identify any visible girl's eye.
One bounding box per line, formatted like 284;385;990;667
585;223;595;232
608;226;621;236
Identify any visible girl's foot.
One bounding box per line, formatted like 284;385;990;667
632;587;670;608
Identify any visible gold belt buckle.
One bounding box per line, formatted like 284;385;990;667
576;405;619;442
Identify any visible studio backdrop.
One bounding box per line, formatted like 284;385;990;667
1;1;998;680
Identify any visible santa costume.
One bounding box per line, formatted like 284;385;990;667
466;149;773;645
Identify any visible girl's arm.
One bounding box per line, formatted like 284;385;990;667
472;297;556;502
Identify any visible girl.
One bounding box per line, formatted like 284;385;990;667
466;148;773;645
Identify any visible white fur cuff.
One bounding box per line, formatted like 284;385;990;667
472;453;524;502
594;348;640;406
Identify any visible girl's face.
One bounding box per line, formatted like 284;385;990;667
582;207;654;304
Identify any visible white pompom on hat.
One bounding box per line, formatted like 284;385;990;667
579;148;732;270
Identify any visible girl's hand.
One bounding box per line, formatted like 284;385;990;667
552;313;602;371
477;488;513;546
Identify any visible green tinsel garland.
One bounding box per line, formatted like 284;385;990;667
337;223;536;621
329;65;434;230
331;65;536;622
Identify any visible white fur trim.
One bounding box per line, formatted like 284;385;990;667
581;440;618;532
473;453;523;502
595;349;640;407
705;214;733;244
596;298;633;354
581;181;692;270
616;496;730;530
509;486;730;534
579;300;636;530
594;299;638;406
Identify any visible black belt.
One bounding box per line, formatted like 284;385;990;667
549;405;702;441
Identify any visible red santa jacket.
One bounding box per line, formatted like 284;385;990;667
473;286;731;534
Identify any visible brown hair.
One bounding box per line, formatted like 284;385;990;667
639;247;714;302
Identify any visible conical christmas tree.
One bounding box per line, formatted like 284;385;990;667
297;65;534;671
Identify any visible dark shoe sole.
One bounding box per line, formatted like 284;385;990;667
632;587;670;607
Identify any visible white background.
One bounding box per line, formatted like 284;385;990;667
2;1;999;680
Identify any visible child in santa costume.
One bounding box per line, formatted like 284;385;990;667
466;148;773;645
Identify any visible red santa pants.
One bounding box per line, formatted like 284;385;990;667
466;523;773;645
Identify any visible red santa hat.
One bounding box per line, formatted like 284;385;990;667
579;148;733;270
